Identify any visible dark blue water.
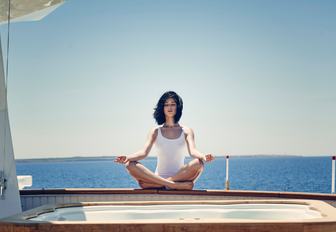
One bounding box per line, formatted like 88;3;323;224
16;156;333;194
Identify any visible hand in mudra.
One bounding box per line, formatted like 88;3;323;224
204;154;215;162
114;155;129;164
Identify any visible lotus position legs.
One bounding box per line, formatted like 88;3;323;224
126;158;204;190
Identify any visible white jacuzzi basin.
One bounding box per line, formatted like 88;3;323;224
29;203;323;221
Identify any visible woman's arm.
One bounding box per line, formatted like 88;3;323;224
184;127;215;162
114;128;158;163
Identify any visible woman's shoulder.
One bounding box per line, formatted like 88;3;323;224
180;125;194;134
149;126;160;137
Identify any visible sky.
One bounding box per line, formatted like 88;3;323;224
0;0;335;159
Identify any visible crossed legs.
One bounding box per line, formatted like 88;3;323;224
125;159;204;190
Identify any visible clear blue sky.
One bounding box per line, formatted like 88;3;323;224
1;0;335;158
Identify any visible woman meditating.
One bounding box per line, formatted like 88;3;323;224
115;91;214;190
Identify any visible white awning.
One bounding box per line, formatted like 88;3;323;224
0;0;64;24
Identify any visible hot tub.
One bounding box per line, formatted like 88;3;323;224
29;203;322;221
2;200;336;232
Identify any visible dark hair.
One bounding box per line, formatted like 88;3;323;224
153;91;183;125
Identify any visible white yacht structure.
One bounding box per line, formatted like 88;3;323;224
0;0;64;219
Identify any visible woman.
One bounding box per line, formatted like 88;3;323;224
115;91;214;190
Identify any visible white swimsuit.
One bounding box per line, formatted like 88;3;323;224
154;127;186;178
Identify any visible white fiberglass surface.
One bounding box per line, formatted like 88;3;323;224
29;204;322;221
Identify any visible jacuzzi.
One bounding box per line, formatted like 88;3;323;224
29;203;322;221
2;200;336;232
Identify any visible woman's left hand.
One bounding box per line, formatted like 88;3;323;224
204;154;215;162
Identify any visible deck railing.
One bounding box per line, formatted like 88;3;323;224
224;155;336;194
332;156;335;194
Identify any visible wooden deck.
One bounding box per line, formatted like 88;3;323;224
20;188;336;211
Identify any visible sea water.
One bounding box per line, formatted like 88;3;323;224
16;156;332;193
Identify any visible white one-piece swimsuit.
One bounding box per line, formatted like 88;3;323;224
154;126;186;178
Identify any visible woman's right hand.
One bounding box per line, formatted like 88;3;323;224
114;155;129;164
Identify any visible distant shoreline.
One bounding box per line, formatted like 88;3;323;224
15;154;330;163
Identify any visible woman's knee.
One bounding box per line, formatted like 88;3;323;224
125;161;138;171
192;158;204;171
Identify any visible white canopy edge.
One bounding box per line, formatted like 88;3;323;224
0;0;64;25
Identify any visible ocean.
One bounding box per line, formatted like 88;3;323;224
16;156;333;194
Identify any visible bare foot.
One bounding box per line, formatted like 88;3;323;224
138;181;164;189
168;181;194;190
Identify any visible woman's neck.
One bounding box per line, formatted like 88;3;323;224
163;118;177;128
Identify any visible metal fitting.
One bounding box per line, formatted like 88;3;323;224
0;171;6;199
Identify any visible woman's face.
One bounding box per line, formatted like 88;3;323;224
164;98;177;118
